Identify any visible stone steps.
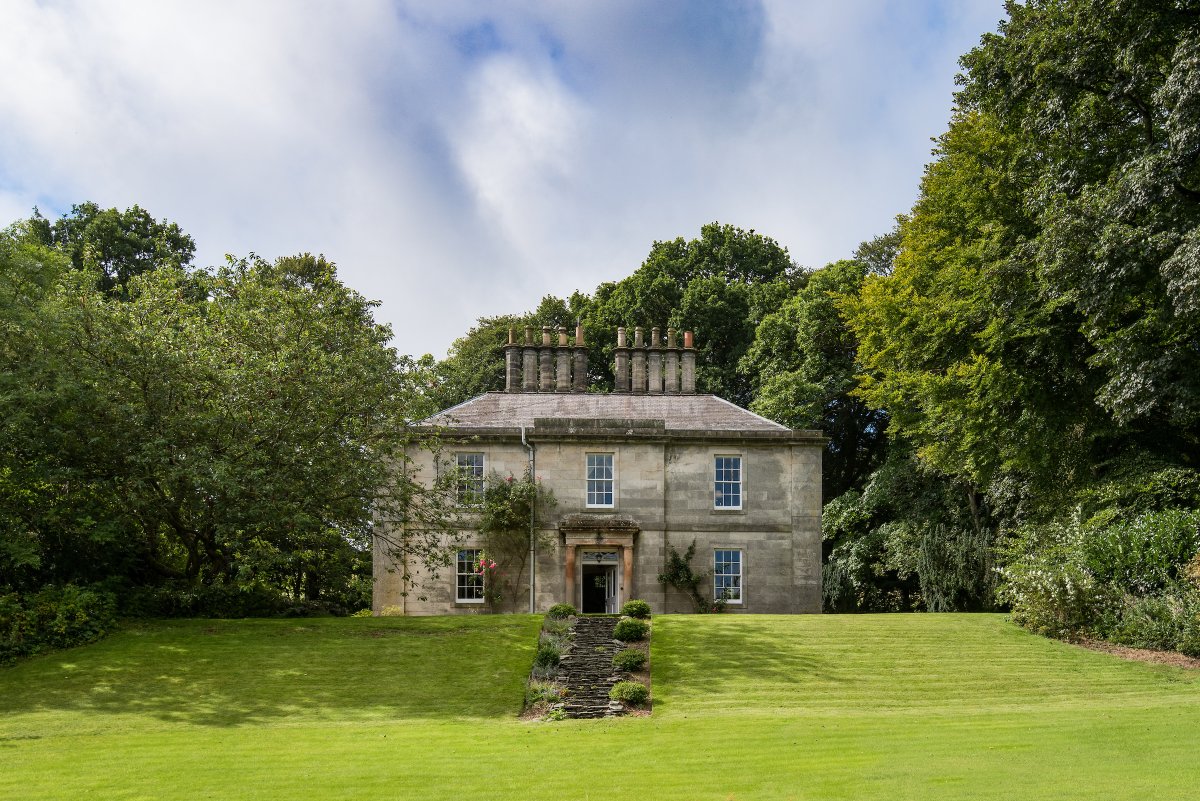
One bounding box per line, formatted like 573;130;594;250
553;616;626;719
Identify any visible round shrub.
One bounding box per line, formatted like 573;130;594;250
612;648;646;672
546;603;577;619
533;641;561;668
613;618;649;642
620;599;651;619
609;680;649;706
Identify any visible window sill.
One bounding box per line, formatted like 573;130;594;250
711;508;745;515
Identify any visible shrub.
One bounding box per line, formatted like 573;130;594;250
350;608;374;618
1;585;117;664
620;599;651;619
525;680;564;705
997;520;1116;638
542;618;570;636
609;680;649;706
546;603;577;619
1083;509;1200;594
612;648;647;671
1098;585;1200;656
613;618;649;642
533;641;561;669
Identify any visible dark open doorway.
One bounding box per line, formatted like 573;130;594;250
580;564;617;613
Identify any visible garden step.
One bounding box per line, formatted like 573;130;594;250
557;617;626;719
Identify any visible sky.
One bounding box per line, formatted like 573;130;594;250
0;0;1007;358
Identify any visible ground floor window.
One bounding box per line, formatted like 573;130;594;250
456;548;484;603
714;549;742;603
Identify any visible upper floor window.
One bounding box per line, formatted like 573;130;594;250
714;549;743;604
714;455;742;509
456;452;485;506
586;453;614;507
456;548;485;603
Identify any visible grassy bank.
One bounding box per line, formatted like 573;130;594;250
2;614;1198;800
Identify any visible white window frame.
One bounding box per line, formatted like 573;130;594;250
455;452;485;507
456;548;485;603
714;549;743;604
586;453;615;508
714;454;743;510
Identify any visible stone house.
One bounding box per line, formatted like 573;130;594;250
372;324;824;615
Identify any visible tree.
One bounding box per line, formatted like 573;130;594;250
0;241;459;601
582;222;798;405
959;0;1200;440
23;202;195;296
743;259;888;500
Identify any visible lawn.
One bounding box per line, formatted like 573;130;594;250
2;613;1199;800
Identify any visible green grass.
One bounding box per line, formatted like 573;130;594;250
2;614;1199;800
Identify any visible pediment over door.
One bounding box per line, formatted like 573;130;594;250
558;513;640;548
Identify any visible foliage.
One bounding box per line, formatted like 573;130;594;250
525;679;564;706
959;0;1200;433
612;618;649;642
1081;509;1200;594
998;518;1119;638
116;582;347;619
612;648;647;672
533;641;561;669
0;584;117;664
474;472;555;607
582;222;798;405
23;201;195;296
546;603;577;619
608;680;650;706
744;259;888;499
657;540;718;613
0;213;459;611
1098;584;1200;657
620;599;651;619
542;617;570;636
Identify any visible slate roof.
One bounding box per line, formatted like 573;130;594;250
423;392;811;436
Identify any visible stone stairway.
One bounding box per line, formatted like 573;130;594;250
556;617;625;719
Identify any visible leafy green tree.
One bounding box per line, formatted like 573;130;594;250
0;238;459;601
959;0;1200;439
23;202;195;296
428;294;590;410
583;222;798;404
744;259;888;499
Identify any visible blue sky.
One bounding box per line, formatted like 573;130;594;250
0;0;1006;357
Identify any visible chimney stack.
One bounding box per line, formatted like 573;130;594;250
681;330;696;393
664;327;680;394
504;327;521;392
614;327;631;392
648;326;662;394
573;322;588;392
539;326;554;391
631;327;647;393
522;326;537;392
556;326;570;391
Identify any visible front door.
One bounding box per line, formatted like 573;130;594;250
579;549;620;613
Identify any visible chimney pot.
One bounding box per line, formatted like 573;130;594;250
558;326;568;347
575;322;585;346
542;326;552;347
684;330;694;349
667;327;677;349
634;326;644;348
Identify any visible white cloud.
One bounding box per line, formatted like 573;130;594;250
0;0;1006;357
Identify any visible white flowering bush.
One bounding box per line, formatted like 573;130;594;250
997;519;1115;638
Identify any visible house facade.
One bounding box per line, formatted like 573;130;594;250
372;324;824;615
